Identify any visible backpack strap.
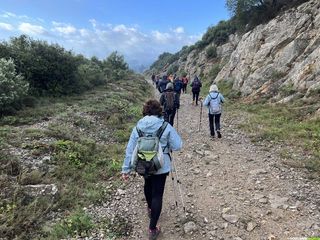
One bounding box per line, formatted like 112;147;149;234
156;121;168;139
136;127;144;137
136;121;168;138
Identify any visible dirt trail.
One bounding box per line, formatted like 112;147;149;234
92;84;320;240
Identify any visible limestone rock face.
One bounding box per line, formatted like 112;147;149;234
215;0;320;101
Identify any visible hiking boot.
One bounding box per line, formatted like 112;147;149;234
149;227;161;240
217;131;222;138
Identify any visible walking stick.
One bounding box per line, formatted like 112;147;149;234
176;109;179;132
171;152;186;213
199;100;203;131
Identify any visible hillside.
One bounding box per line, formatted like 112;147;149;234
0;74;151;239
148;0;319;109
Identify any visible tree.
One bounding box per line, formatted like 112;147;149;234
226;0;265;16
225;0;280;31
103;52;129;81
0;58;29;113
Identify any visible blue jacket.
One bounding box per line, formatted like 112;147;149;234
122;115;182;174
203;91;225;114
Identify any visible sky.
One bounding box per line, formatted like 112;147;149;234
0;0;230;70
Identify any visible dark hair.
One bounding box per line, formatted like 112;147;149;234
142;99;163;117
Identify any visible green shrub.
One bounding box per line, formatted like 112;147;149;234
0;58;29;114
208;64;221;81
167;64;179;75
217;79;241;99
206;46;217;59
202;20;236;47
50;210;94;238
279;83;296;97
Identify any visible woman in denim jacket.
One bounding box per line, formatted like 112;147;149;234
122;99;182;239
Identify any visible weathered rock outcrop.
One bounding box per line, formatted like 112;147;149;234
215;0;320;102
152;0;319;107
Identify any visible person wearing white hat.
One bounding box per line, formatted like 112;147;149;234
203;84;225;138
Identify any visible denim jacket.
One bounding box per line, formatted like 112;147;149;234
122;115;182;174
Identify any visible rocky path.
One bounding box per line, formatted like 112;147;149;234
88;86;320;240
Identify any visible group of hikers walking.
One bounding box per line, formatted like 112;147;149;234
122;73;224;239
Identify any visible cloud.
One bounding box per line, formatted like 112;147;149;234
173;27;184;34
18;22;47;35
0;11;16;18
1;11;201;69
52;22;77;35
0;11;30;20
0;22;13;31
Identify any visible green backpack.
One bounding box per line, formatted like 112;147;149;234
131;122;168;177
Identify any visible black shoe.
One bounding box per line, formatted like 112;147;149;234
217;131;222;138
149;227;161;240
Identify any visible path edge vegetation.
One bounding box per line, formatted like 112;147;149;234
0;36;152;239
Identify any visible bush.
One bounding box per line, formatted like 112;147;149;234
208;64;221;81
167;64;179;76
0;58;29;114
103;52;129;81
77;62;105;91
206;46;217;59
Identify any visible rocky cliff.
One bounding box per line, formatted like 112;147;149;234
152;0;320;107
215;0;320;103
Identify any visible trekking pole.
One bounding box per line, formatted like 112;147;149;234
199;99;203;132
171;153;186;213
170;170;179;208
176;109;179;132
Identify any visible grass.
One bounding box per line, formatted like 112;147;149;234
232;102;320;172
212;78;320;173
0;73;152;239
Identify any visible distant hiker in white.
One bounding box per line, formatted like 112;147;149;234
203;84;225;138
121;99;182;240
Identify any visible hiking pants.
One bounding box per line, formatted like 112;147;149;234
182;83;187;93
144;173;168;230
164;109;176;126
208;113;221;136
192;90;200;105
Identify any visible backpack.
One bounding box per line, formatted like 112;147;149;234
192;80;201;91
131;122;168;177
164;92;175;111
159;80;168;93
174;80;183;93
209;93;221;113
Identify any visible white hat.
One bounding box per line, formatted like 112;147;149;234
209;84;219;92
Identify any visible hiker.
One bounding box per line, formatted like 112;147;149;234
157;75;169;93
182;76;188;93
190;76;202;105
155;75;160;87
173;76;183;98
203;84;225;138
151;73;156;85
121;99;182;240
160;82;180;126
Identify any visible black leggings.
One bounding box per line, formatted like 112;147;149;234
164;109;176;126
144;173;168;230
182;84;187;93
192;91;200;105
208;113;221;136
